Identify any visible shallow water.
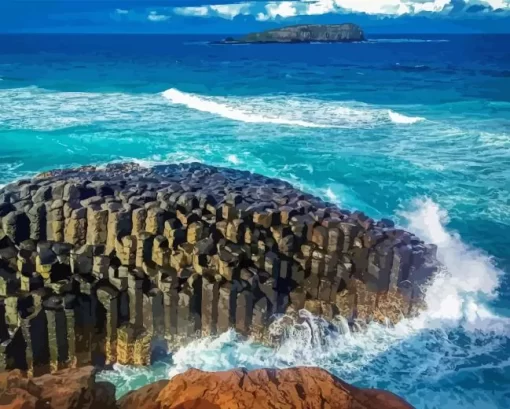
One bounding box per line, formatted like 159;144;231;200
1;33;509;409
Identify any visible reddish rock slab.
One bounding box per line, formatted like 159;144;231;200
0;367;116;409
117;380;169;409
118;367;414;409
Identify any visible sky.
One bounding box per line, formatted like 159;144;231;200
1;0;510;34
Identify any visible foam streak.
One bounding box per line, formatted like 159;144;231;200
162;88;328;128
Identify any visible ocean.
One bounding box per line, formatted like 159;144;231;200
0;33;509;409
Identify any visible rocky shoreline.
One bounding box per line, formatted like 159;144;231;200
0;366;415;409
0;162;437;375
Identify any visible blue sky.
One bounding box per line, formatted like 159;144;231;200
1;0;510;33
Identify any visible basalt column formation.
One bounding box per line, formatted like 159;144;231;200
0;163;437;375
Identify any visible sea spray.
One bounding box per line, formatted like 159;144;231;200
400;198;507;332
97;199;510;409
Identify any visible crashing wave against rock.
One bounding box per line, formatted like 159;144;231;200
0;162;437;374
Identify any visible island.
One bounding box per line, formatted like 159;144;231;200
215;24;365;44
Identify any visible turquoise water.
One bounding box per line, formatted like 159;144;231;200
1;34;509;408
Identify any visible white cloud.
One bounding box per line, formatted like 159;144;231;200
210;3;252;19
148;11;170;22
173;6;210;17
172;0;510;21
174;3;252;19
409;0;450;13
260;2;299;20
484;0;510;8
305;0;337;15
115;9;129;15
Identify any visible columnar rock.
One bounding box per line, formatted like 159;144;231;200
0;162;438;374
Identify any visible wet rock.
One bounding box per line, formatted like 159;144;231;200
0;162;438;372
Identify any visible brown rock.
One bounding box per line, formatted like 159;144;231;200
117;367;414;409
0;367;116;409
117;380;169;409
32;366;116;409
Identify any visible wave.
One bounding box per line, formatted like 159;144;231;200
393;63;433;72
97;199;510;409
162;88;329;128
0;86;427;132
400;198;506;331
388;110;425;125
0;87;176;131
163;88;426;129
368;38;450;44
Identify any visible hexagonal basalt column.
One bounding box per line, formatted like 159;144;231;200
0;162;439;373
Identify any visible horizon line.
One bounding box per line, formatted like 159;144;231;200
1;31;509;35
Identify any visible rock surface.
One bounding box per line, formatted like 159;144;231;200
118;367;414;409
0;162;437;374
218;24;365;44
0;366;116;409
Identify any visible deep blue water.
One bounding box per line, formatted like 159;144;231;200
1;33;509;409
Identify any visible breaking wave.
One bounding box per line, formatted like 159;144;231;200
0;86;426;132
388;110;425;124
163;88;426;129
97;199;510;409
162;88;329;128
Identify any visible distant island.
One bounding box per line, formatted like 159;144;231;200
214;24;365;44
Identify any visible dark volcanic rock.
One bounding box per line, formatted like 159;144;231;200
0;162;438;373
217;24;365;44
117;367;414;409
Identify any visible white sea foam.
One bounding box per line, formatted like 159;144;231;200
162;88;329;128
150;199;508;409
400;198;507;333
324;187;338;203
226;154;241;165
0;87;174;131
163;88;427;130
95;195;509;408
0;86;426;132
388;110;425;125
368;39;450;44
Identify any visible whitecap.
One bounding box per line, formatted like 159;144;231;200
325;187;338;203
0;86;427;132
388;110;425;125
162;88;329;128
368;38;450;44
400;198;507;332
163;88;428;130
226;154;241;165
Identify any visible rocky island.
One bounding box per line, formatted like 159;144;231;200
216;24;365;44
